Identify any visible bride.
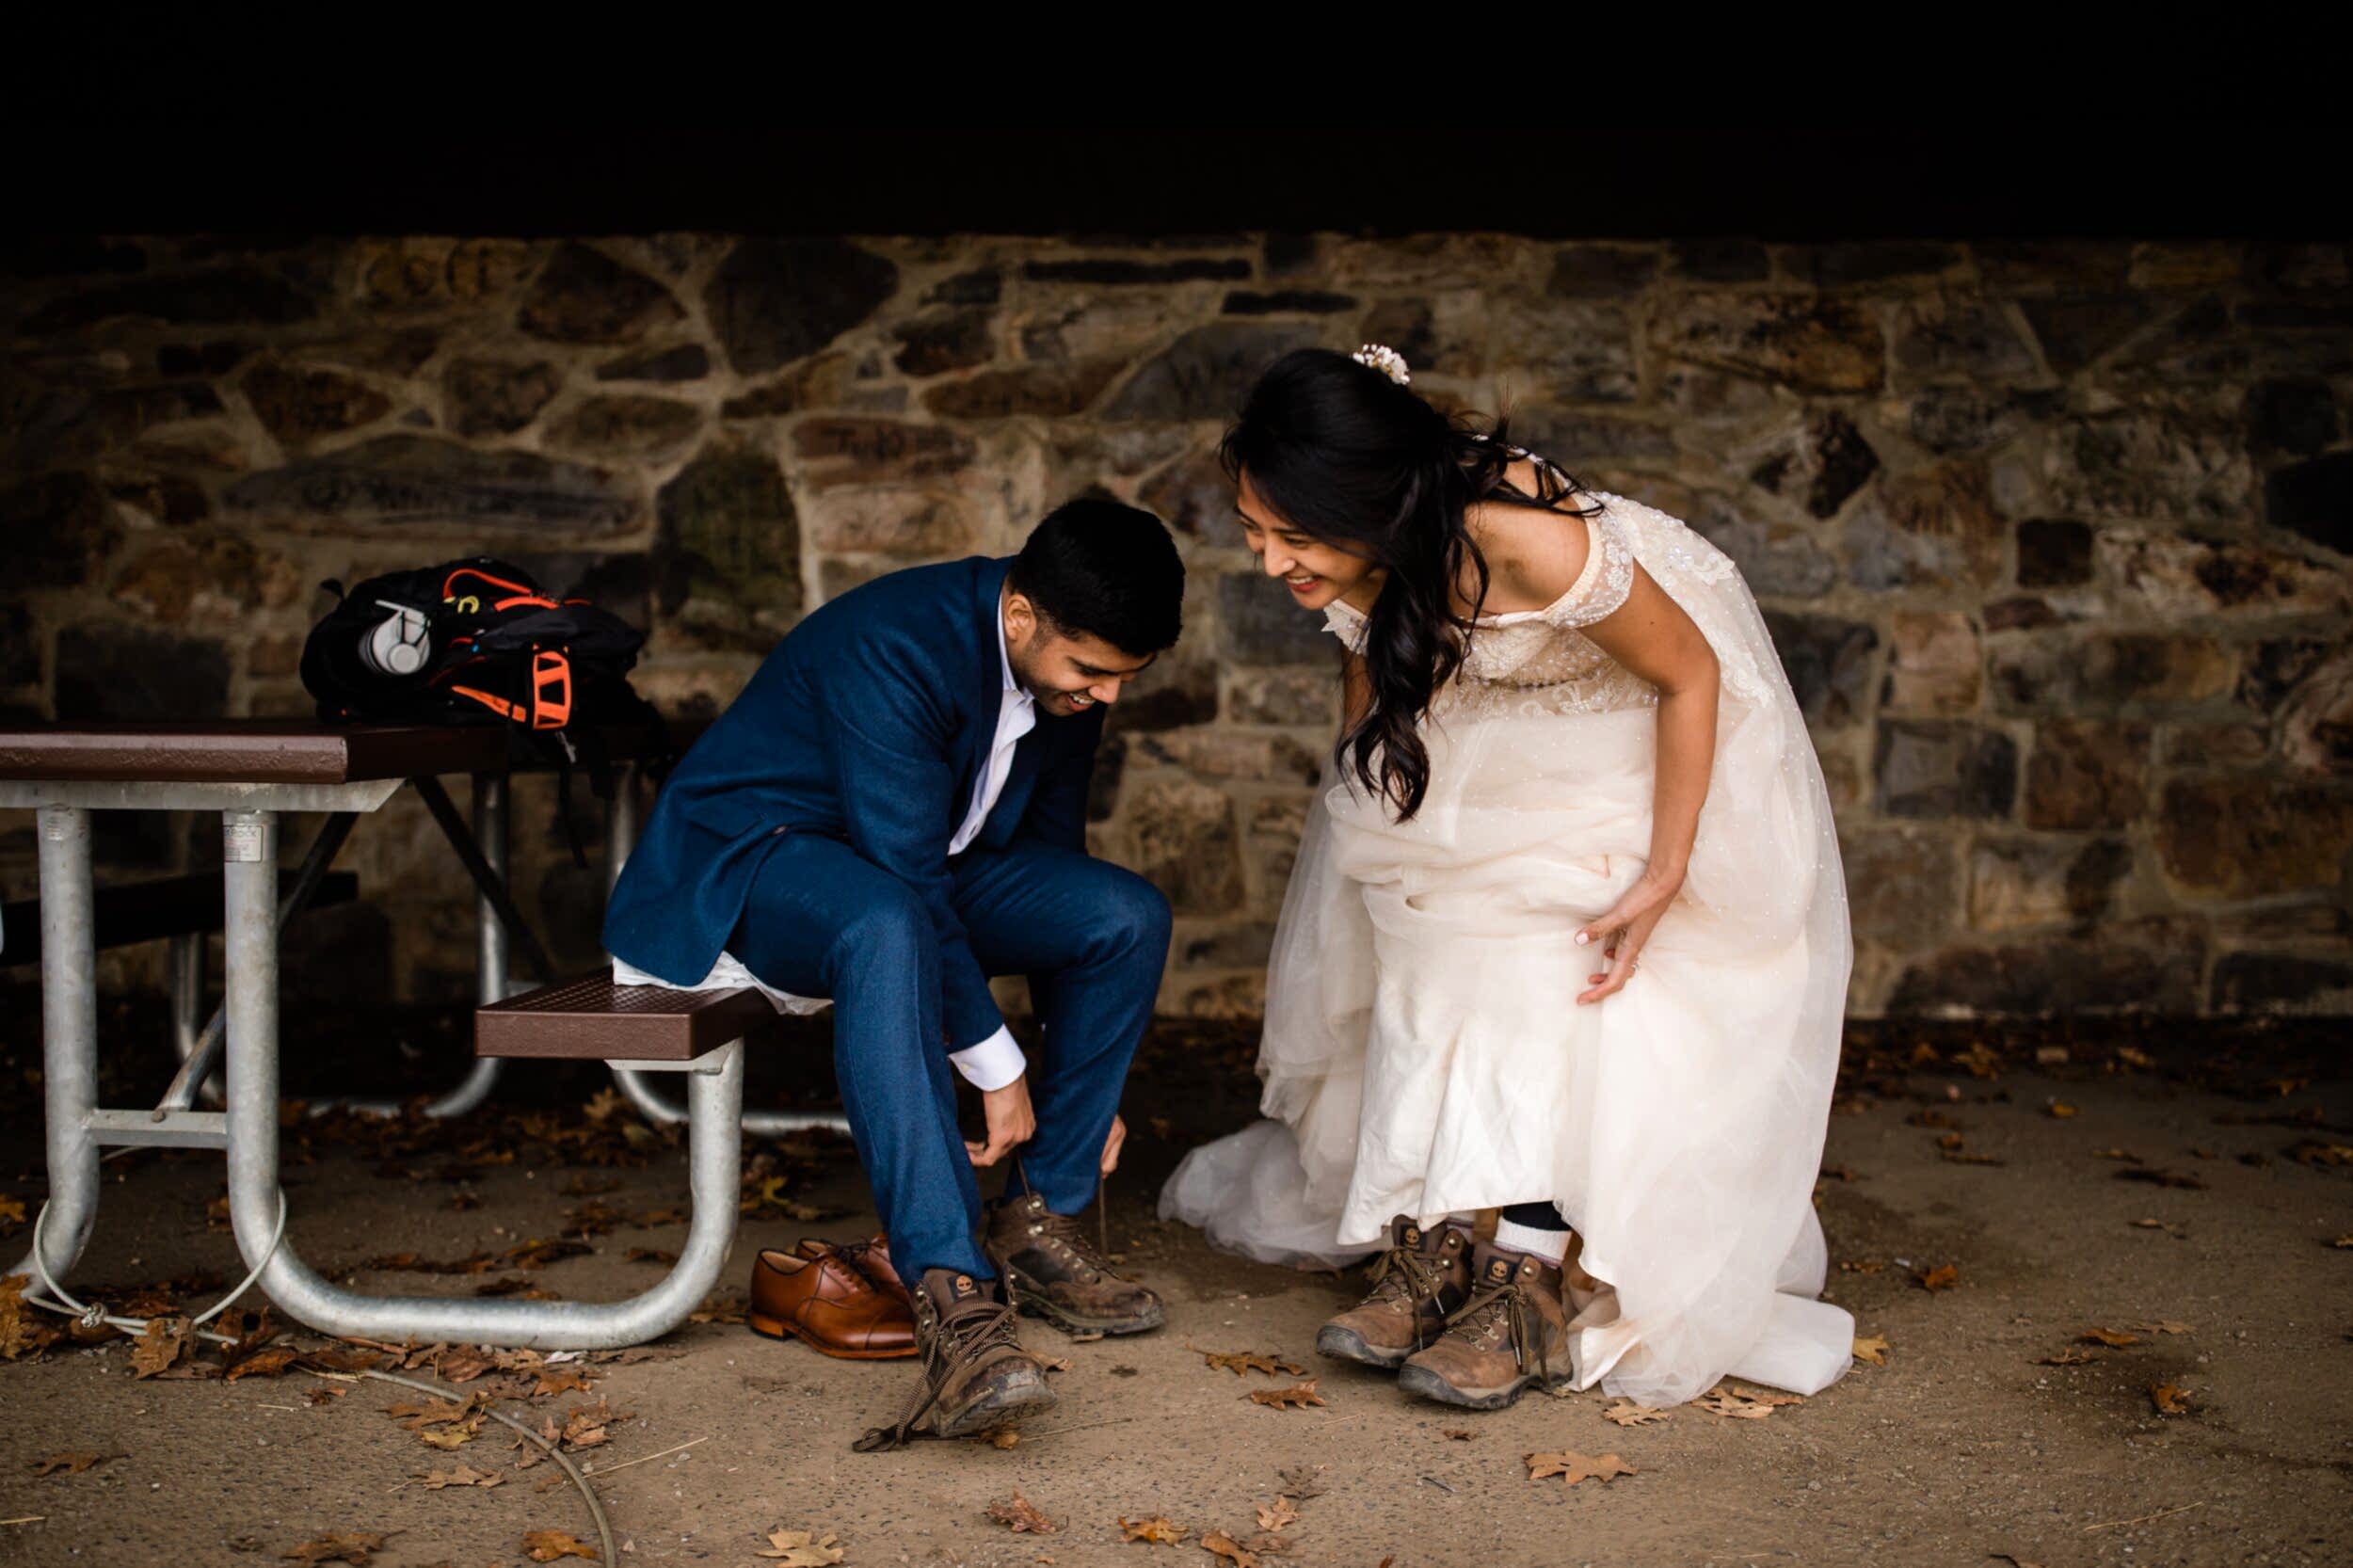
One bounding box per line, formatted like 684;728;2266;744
1160;344;1856;1412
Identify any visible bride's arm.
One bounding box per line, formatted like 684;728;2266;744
1569;565;1720;1004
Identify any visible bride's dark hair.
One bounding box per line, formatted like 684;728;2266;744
1218;346;1601;822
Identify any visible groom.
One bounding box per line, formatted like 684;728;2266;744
603;498;1184;1448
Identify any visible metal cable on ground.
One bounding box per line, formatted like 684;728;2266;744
14;1196;616;1568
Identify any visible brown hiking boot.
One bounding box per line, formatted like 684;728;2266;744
983;1190;1166;1336
852;1268;1056;1451
1315;1215;1473;1369
1394;1240;1574;1410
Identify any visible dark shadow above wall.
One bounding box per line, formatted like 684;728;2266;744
10;126;2337;241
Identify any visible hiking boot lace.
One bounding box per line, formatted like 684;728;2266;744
853;1293;1026;1453
1435;1274;1552;1383
1029;1208;1120;1284
1361;1240;1449;1349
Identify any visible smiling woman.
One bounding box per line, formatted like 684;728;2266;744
1162;345;1856;1416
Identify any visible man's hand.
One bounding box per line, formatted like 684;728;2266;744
1100;1112;1127;1176
966;1075;1035;1167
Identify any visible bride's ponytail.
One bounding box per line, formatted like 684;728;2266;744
1220;347;1593;822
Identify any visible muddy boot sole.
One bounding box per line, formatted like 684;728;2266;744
1315;1322;1414;1370
1395;1361;1573;1411
1002;1269;1166;1336
930;1363;1058;1441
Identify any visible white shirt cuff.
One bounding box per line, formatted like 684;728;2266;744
948;1025;1027;1091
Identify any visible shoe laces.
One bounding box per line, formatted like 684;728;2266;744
1436;1271;1552;1383
852;1290;1025;1453
1364;1240;1447;1320
1028;1208;1118;1284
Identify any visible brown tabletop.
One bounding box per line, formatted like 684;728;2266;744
0;719;708;786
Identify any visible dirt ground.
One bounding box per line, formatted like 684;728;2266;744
0;1014;2347;1568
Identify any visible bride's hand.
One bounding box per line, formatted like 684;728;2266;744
1575;871;1679;1004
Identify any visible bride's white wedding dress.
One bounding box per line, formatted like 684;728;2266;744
1159;469;1857;1405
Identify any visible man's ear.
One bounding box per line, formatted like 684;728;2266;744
1003;589;1038;646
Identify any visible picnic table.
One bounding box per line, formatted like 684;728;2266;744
0;716;810;1348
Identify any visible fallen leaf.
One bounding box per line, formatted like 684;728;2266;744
416;1417;484;1451
224;1347;301;1383
29;1450;117;1477
2332;1235;2353;1249
2079;1328;2139;1348
132;1316;193;1379
2049;1102;2079;1118
1440;1428;1477;1440
435;1347;494;1384
1117;1515;1188;1544
1693;1385;1802;1419
1246;1381;1325;1410
1851;1336;1889;1368
2035;1347;2097;1366
756;1527;845;1565
1943;1151;2005;1166
986;1429;1020;1449
523;1528;600;1561
2139;1320;2194;1336
388;1396;480;1431
1193;1346;1306;1378
1256;1496;1298;1531
984;1490;1058;1534
533;1368;595;1399
1601;1399;1669;1426
282;1534;391;1565
2150;1383;2198;1416
1201;1529;1258;1567
1243;1532;1292;1556
1916;1264;1961;1292
419;1464;503;1489
1526;1449;1636;1485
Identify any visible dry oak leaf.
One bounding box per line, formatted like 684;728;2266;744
1526;1449;1636;1485
1119;1515;1188;1544
756;1527;846;1565
1201;1530;1258;1567
1694;1385;1802;1419
1256;1496;1299;1532
434;1346;495;1384
1916;1264;1961;1292
532;1367;595;1399
985;1490;1059;1534
1851;1336;1890;1368
2079;1328;2140;1348
1601;1400;1669;1426
1246;1381;1326;1410
416;1416;484;1451
2036;1347;2097;1366
524;1528;600;1561
419;1464;502;1489
1193;1345;1306;1378
132;1316;194;1379
30;1450;119;1477
281;1533;388;1564
225;1346;302;1383
2151;1383;2198;1416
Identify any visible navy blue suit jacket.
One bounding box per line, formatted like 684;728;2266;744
602;555;1108;1048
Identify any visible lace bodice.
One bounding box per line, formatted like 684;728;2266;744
1319;486;1660;722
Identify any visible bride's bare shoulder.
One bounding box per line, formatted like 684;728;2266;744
1464;459;1602;614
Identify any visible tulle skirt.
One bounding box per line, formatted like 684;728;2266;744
1161;661;1856;1404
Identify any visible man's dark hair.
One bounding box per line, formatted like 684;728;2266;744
1007;497;1184;654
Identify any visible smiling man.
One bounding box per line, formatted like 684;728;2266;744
603;498;1184;1449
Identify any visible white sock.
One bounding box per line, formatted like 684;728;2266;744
1493;1216;1571;1264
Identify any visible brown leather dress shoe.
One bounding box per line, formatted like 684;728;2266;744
796;1233;913;1312
749;1244;918;1359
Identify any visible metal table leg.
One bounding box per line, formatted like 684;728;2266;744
600;766;848;1137
223;807;746;1348
8;807;101;1285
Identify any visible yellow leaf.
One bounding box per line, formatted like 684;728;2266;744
756;1527;845;1565
1246;1380;1325;1410
1117;1515;1188;1544
523;1528;600;1561
1851;1336;1889;1368
2150;1383;2198;1416
2048;1101;2078;1118
1526;1448;1636;1485
1601;1399;1669;1426
29;1450;117;1477
1916;1264;1961;1292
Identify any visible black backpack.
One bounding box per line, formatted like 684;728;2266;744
300;556;675;861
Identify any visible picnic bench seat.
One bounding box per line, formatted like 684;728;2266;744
476;974;780;1063
0;869;358;967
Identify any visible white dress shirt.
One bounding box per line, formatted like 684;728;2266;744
609;602;1033;1092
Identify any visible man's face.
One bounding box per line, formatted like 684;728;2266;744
1003;590;1158;717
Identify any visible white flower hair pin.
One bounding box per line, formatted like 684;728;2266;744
1352;342;1410;385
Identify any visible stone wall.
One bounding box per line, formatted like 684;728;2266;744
3;233;2348;1016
